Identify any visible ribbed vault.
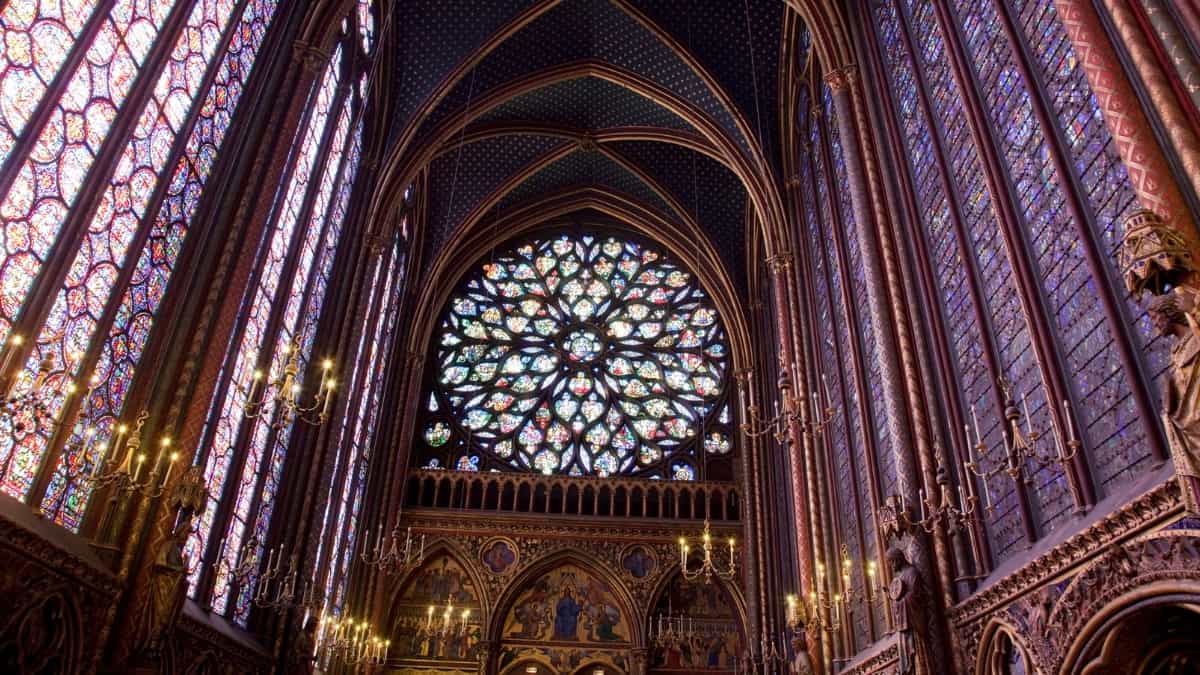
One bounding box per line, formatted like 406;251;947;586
365;0;840;302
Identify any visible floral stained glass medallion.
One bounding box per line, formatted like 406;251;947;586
422;232;731;478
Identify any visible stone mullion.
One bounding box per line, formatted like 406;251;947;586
824;67;956;668
935;0;1099;514
780;168;830;661
0;0;117;193
321;245;390;607
1105;0;1200;206
742;261;768;670
27;0;255;511
94;3;317;665
810;94;892;639
298;170;386;615
1;0;201;393
854;0;992;581
847;56;964;615
1052;0;1200;256
189;43;333;606
363;187;427;632
991;0;1168;468
806;94;864;662
805;148;875;650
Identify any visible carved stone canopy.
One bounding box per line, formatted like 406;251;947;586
1120;209;1195;297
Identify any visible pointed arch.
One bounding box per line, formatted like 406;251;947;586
487;549;641;649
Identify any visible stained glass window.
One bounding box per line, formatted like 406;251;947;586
862;0;1164;558
184;41;365;622
0;0;279;521
421;232;731;479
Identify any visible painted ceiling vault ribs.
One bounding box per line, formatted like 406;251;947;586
422;133;573;270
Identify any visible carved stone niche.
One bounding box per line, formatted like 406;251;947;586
0;495;121;674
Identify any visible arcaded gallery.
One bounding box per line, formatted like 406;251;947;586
2;0;1200;673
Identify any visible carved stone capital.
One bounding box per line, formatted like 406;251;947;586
292;40;330;73
766;252;793;274
823;65;858;92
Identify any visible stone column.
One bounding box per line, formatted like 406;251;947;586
823;65;950;669
1054;0;1200;253
761;253;823;671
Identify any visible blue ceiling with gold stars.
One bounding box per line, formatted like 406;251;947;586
386;0;802;296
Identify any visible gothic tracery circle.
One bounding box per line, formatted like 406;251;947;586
422;231;731;478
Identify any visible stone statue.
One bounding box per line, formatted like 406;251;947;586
1150;293;1200;514
1122;209;1200;514
133;466;208;662
887;544;932;675
789;625;815;675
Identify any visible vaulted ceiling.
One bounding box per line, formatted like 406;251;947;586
372;0;822;296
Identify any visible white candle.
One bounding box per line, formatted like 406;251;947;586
971;405;982;445
1022;395;1033;436
919;488;928;521
1062;399;1078;444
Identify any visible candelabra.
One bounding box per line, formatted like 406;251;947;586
963;378;1081;499
420;595;472;642
738;366;836;444
360;523;426;576
0;338;99;435
679;519;736;583
211;538;318;614
791;545;885;637
242;339;336;427
83;412;180;499
878;465;982;542
316;612;389;670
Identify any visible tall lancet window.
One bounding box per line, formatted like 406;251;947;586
866;0;1164;562
419;231;733;480
0;0;280;528
185;15;371;620
315;216;408;614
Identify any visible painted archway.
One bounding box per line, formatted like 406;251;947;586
644;571;747;674
384;542;489;673
491;554;640;674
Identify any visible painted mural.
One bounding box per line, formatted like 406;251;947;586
499;563;632;673
389;553;484;671
648;574;744;673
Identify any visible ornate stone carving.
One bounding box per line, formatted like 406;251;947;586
1122;209;1200;514
950;479;1193;672
887;545;933;675
823;65;858;92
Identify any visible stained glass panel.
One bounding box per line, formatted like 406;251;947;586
423;233;729;477
871;0;1017;561
0;0;179;350
39;0;279;529
0;1;104;165
188;46;342;607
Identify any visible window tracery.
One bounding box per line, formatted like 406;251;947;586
0;0;280;527
420;231;732;480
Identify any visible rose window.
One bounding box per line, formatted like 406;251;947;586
419;232;733;478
